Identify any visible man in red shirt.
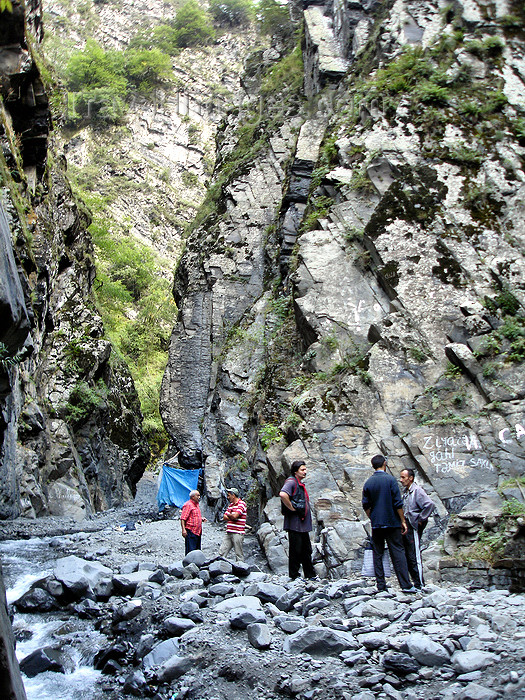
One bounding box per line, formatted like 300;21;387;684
180;490;205;555
218;488;247;562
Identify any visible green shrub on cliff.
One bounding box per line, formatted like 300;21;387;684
130;1;215;55
87;215;176;459
64;40;173;124
257;0;293;38
209;0;254;27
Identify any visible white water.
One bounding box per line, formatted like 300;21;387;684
1;537;104;700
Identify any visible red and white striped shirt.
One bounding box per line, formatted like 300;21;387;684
225;499;247;533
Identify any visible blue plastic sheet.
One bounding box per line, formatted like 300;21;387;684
156;465;201;510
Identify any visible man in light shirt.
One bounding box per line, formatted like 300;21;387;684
400;468;435;589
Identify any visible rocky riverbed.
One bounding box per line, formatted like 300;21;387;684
2;474;525;700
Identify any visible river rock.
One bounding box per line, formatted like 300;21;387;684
13;586;58;612
232;561;251;577
283;626;359;655
213;595;262;612
164;616;196;636
230;607;267;629
451;651;498;674
94;642;129;670
112;570;153;595
457;682;500;700
179;600;204;621
247;622;271;649
244;581;288;604
274;614;306;633
361;599;400;618
155;654;195;682
182;550;207;567
382;650;420;675
19;647;65;677
53;556;112;597
123;670;149;697
142;638;180;669
356;632;388;650
209;560;233;577
405;632;450;666
209;582;236;596
275;585;306;612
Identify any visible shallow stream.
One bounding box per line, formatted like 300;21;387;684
1;537;104;700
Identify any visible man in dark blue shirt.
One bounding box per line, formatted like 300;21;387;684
362;455;415;593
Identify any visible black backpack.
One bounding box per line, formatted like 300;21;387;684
280;476;306;519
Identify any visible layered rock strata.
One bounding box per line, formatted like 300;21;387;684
160;0;525;585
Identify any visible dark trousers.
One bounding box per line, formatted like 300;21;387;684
288;530;315;579
185;530;201;555
403;524;424;588
371;526;411;590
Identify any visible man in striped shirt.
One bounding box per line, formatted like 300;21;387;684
218;488;247;562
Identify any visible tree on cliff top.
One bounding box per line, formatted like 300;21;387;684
172;0;215;48
257;0;293;37
209;0;254;27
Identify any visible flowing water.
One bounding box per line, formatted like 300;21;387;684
1;537;105;700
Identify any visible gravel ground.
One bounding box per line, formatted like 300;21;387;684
0;471;270;573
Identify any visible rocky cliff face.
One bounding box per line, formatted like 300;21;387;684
160;0;525;586
0;0;150;521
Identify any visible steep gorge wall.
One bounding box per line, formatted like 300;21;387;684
0;0;149;521
160;0;525;586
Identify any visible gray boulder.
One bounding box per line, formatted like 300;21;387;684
164;617;196;637
156;654;195;682
230;607;267;630
247;623;272;649
382;650;420;675
275;586;306;612
182;550;206;567
112;570;152;595
451;651;498;674
179;600;204;622
112;599;142;623
456;682;499;700
406;632;450;666
123;670;149;696
209;560;233;577
361;599;399;618
356;632;388;650
13;586;58;612
19;647;65;677
53;556;112;597
283;626;358;656
274;615;306;634
120;561;139;574
214;596;262;612
341;650;369;666
244;581;287;604
209;583;236;596
142;638;180;669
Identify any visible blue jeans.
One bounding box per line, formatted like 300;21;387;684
185;530;201;555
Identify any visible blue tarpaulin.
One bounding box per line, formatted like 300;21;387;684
156;465;201;510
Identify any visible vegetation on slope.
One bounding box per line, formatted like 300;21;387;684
41;0;291;461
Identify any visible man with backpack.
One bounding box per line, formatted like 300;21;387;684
279;460;316;580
